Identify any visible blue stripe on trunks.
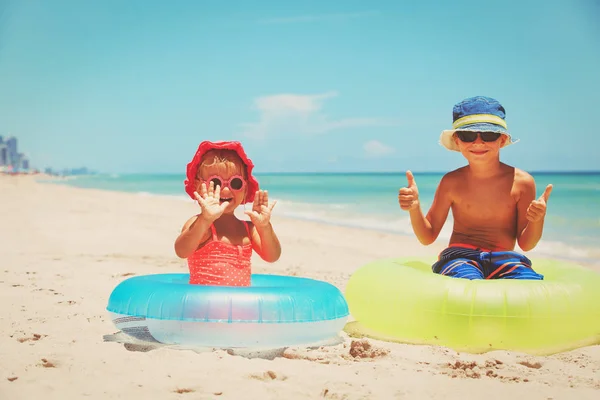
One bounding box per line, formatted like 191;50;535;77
432;246;544;280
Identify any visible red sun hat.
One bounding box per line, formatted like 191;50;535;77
184;141;259;204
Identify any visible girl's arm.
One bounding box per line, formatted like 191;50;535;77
249;222;281;262
174;215;212;258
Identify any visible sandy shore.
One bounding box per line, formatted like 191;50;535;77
1;175;599;400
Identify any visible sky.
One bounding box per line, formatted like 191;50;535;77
0;0;599;174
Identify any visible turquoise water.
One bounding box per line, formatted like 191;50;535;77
45;172;600;264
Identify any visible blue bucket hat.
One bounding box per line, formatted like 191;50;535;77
439;96;518;151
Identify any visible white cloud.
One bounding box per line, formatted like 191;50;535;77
363;140;395;158
240;91;400;139
258;11;379;25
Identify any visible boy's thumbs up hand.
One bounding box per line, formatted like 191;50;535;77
526;184;553;223
540;184;553;203
399;170;420;211
406;170;417;188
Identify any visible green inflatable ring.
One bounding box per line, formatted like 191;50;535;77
344;257;600;355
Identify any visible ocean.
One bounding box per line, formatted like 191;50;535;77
43;172;600;265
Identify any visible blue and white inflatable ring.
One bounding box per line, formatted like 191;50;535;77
107;273;349;348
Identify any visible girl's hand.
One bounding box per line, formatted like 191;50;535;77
194;181;229;222
244;190;277;228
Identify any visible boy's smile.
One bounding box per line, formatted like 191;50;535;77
454;131;507;161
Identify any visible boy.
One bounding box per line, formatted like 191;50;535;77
398;96;551;280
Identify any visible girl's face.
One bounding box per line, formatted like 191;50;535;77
196;150;247;213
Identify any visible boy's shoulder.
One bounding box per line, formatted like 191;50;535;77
504;165;535;188
513;166;534;180
441;166;469;182
433;167;468;195
512;167;536;194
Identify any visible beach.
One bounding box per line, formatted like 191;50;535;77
1;174;599;400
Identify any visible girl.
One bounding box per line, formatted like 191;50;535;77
174;141;281;286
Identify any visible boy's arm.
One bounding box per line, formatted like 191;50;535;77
400;172;452;245
517;177;553;251
174;215;212;258
250;222;282;262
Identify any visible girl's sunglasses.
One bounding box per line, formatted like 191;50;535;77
205;175;246;191
456;131;502;142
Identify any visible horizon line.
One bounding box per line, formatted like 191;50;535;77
66;169;600;176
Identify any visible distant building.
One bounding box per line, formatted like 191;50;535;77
5;136;18;167
0;144;7;166
0;135;34;172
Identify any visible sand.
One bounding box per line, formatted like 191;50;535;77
1;174;598;399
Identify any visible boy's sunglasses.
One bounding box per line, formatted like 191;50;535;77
456;131;502;143
205;175;246;191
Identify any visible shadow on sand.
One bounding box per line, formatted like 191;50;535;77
103;330;345;360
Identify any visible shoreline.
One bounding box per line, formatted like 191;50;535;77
32;174;600;270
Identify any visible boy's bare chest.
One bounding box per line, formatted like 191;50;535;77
452;181;517;221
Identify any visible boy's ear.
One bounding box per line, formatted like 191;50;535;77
499;135;508;146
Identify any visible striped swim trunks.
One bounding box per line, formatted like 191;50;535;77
432;244;544;280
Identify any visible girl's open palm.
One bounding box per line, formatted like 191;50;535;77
245;190;277;227
194;181;229;222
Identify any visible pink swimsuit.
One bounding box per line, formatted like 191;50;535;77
187;222;253;286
